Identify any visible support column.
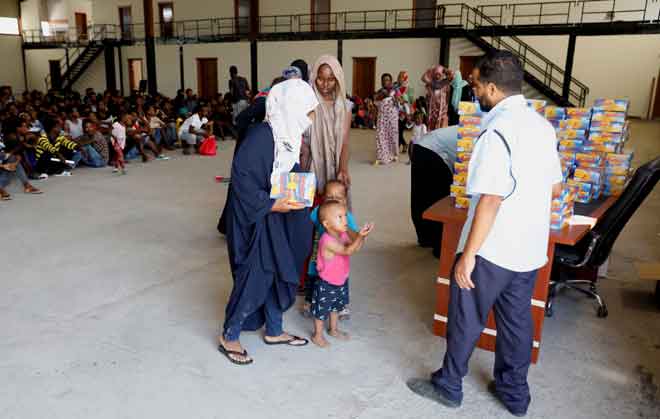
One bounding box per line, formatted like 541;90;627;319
118;46;124;95
144;0;158;95
337;39;343;65
104;43;117;92
439;36;450;67
65;47;70;90
179;43;185;91
250;40;257;92
562;33;577;103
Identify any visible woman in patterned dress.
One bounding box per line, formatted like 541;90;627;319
374;73;399;165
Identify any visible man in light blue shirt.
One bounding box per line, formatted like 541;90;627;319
408;51;562;417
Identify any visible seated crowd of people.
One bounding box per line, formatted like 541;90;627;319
0;85;242;200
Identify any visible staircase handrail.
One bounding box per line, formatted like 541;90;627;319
466;5;589;105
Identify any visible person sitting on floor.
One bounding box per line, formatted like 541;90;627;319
178;105;212;155
35;118;81;177
74;120;109;168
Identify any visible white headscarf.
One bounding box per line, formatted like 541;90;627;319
266;79;319;184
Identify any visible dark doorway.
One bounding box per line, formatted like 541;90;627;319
197;58;219;100
653;69;660;119
352;57;376;100
414;0;437;28
235;0;259;36
460;56;479;80
49;60;62;90
311;0;331;32
128;59;143;92
119;6;132;40
159;2;174;38
75;13;88;40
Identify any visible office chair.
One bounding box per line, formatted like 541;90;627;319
546;155;660;318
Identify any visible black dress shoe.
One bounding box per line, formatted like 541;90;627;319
406;378;461;408
488;381;527;417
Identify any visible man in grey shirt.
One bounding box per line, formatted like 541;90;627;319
409;125;458;257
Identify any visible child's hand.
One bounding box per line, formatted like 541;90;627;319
359;223;374;237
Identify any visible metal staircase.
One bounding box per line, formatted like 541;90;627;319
45;42;105;90
463;7;589;107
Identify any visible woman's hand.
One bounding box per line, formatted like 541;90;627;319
337;168;351;188
271;198;305;213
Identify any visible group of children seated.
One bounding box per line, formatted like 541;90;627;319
0;85;241;199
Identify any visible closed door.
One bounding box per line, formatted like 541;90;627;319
119;7;132;39
75;13;88;40
414;0;437;28
653;69;660;119
49;60;62;89
352;57;376;100
460;56;479;80
159;2;174;38
197;58;219;100
312;0;331;32
235;0;259;35
128;59;143;92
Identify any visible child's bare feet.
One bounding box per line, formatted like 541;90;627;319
311;334;330;348
328;329;350;340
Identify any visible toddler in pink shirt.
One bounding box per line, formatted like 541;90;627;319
311;200;374;348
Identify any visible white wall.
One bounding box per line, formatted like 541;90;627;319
343;38;439;97
257;40;336;89
91;0;235;26
71;51;106;92
574;35;660;117
0;36;25;91
25;48;65;91
261;0;309;16
119;42;251;98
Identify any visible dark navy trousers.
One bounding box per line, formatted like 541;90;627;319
432;255;538;415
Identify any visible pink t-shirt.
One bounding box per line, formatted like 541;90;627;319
316;232;351;286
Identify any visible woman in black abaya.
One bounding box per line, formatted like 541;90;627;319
218;79;319;365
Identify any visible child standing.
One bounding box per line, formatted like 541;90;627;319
303;180;357;319
311;199;374;348
407;112;428;164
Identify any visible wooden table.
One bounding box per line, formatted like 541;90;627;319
423;196;617;363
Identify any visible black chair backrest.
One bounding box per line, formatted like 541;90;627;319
587;155;660;267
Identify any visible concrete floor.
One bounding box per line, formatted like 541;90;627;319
1;122;659;419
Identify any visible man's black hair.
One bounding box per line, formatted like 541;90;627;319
475;50;523;95
290;59;309;82
230;65;238;75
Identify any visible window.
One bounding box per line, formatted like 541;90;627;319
0;17;19;35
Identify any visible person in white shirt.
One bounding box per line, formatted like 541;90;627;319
65;109;84;140
408;51;562;417
178;105;212;155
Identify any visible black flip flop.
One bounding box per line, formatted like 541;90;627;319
217;343;253;365
263;335;309;347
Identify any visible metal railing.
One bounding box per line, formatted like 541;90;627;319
44;45;86;89
464;6;589;106
477;0;660;26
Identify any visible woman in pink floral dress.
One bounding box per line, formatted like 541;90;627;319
422;65;452;130
374;73;399;165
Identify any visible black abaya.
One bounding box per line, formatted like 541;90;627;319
222;123;312;337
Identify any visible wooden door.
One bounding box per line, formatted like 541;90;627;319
49;60;62;90
414;0;437;28
128;59;143;92
311;0;331;32
460;56;479;80
653;69;660;119
352;57;376;100
159;2;174;38
119;7;132;40
75;13;88;40
197;58;219;100
235;0;259;36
